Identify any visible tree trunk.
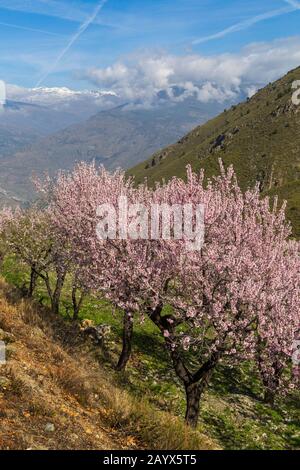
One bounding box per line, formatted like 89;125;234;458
71;285;85;321
184;368;213;428
116;311;134;371
51;272;65;314
72;304;80;321
184;382;203;428
51;288;61;314
264;389;275;405
72;286;80;321
147;303;221;428
261;362;282;405
51;297;60;315
28;266;38;298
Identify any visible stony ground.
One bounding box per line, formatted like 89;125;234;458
0;283;134;450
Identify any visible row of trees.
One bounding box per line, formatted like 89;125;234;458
0;161;299;428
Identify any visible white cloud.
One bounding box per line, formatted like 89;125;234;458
245;86;258;99
82;36;300;105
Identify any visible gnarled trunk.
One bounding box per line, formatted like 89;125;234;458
147;302;221;428
71;285;85;321
28;266;38;298
116;311;134;371
259;360;283;406
264;389;276;405
184;369;213;428
184;382;202;428
50;271;66;315
51;296;60;315
72;303;80;322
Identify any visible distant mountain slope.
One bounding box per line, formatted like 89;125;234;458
0;97;115;192
1;100;84;136
0;89;123;178
0;125;38;158
129;66;300;237
0;99;225;203
3;86;121;136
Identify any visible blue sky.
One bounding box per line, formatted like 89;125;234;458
0;0;300;90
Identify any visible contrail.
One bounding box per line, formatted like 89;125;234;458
284;0;300;8
35;0;107;87
192;4;297;45
0;20;63;36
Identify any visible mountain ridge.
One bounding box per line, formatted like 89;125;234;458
129;66;300;237
0;98;226;203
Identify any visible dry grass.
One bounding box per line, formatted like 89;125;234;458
54;363;92;406
0;277;218;450
99;386;218;450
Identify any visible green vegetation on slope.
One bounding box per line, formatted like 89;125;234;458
129;66;300;237
2;256;299;450
0;277;216;450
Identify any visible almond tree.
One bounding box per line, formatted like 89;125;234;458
135;165;299;427
42;161;299;427
40;163;141;368
44;164;185;370
255;239;300;403
2;207;54;299
2;207;71;312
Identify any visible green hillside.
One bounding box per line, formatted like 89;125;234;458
1;261;299;450
129;67;300;237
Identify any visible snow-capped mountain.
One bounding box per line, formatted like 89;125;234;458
0;85;122;175
0;84;121;136
0;83;235;206
6;84;118;107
